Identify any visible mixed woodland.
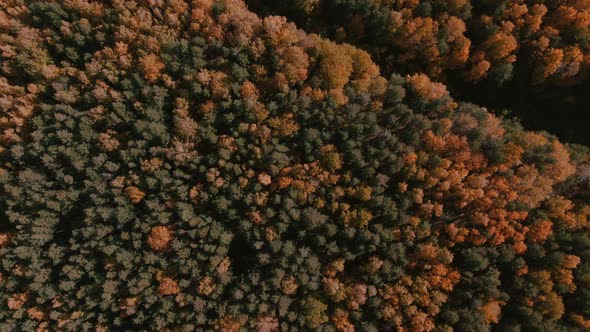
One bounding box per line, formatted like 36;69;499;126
1;0;590;331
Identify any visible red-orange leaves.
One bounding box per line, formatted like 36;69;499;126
125;186;145;204
527;220;553;243
278;46;309;83
157;277;180;296
479;300;505;324
139;53;165;83
147;226;173;251
406;74;448;101
315;38;354;89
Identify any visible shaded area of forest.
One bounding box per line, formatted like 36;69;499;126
448;64;590;146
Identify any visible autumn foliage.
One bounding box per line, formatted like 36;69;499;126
1;0;590;331
250;0;590;145
251;0;590;85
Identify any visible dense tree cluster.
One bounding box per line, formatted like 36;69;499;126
1;0;590;331
248;0;590;144
249;0;590;85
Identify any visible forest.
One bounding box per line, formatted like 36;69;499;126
1;0;590;331
249;0;590;145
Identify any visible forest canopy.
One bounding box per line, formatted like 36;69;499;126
248;0;590;145
1;0;590;331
